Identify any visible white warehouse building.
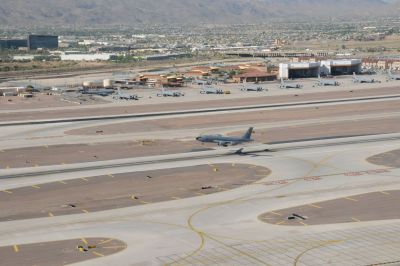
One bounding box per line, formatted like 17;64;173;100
279;59;363;79
320;59;362;76
279;62;320;79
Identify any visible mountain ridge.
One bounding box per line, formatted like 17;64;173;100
1;0;397;27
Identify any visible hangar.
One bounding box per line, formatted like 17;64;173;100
320;59;362;76
279;62;320;79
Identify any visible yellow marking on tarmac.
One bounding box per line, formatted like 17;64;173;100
44;145;49;148
108;174;115;178
81;177;89;182
249;166;258;169
140;201;150;204
213;168;219;172
92;251;105;257
270;211;282;216
255;175;267;177
218;187;228;191
59;180;67;185
298;221;308;226
97;238;114;245
352;217;361;222
380;191;390;195
34;164;39;167
31;185;40;189
61;162;65;165
171;197;181;200
231;163;236;167
48;212;54;217
13;245;19;252
276;220;286;225
344;197;358;202
6;166;10;169
196;192;205;196
81;238;88;245
309;204;322;209
82;209;89;213
2;190;12;194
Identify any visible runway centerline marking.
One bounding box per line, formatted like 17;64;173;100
31;185;40;189
13;245;19;252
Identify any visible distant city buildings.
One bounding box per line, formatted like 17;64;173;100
0;35;58;50
28;35;58;50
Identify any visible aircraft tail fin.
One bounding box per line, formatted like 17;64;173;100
243;127;254;140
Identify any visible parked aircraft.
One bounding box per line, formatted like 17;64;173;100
193;79;212;86
279;78;303;89
80;88;114;96
387;70;400;81
240;85;264;91
200;87;224;94
196;127;254;147
315;74;340;86
113;88;138;100
353;72;380;83
157;87;185;97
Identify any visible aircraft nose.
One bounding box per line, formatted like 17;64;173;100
196;137;201;141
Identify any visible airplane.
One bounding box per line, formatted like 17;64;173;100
196;127;254;147
387;70;400;81
113;88;138;100
200;87;224;94
279;78;303;89
193;79;212;86
352;72;380;84
240;85;265;92
80;88;114;96
157;87;185;97
315;74;340;87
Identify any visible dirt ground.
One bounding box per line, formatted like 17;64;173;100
66;99;400;135
367;149;400;168
0;238;126;266
259;190;399;226
0;140;213;169
0;164;270;221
